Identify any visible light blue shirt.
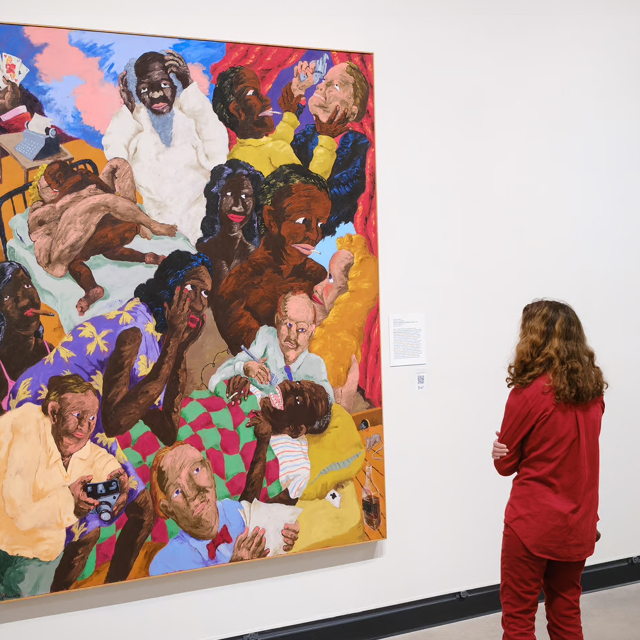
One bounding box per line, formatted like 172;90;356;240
149;499;246;576
208;326;334;401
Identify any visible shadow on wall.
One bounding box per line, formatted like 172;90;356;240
0;540;382;625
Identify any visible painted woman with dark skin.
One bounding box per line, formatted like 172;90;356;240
214;165;331;355
52;251;278;588
101;253;213;447
196;159;264;295
0;262;53;415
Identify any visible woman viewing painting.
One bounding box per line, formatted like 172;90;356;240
492;301;606;640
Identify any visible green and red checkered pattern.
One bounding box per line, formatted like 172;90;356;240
79;385;283;580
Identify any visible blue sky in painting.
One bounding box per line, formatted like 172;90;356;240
0;24;226;148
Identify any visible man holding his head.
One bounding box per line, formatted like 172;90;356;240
292;62;371;237
103;50;229;244
0;375;126;599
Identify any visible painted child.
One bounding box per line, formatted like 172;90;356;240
248;380;333;506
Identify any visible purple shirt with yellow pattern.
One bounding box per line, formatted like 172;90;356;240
9;299;165;534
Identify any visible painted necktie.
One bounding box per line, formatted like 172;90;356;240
206;524;233;560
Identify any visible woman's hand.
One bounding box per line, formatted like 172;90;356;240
164;286;191;342
247;412;272;443
278;82;303;114
182;312;206;350
226;375;251;405
315;105;351;138
492;431;509;460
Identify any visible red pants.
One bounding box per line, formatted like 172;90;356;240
501;525;586;640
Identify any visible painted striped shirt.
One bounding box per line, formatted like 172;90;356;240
270;434;311;500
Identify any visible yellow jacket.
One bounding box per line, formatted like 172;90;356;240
229;112;337;179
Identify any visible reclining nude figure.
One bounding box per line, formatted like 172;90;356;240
27;158;177;315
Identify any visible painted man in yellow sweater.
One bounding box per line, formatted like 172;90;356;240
0;375;126;599
212;64;348;180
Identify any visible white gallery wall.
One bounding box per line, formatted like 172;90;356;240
1;1;639;638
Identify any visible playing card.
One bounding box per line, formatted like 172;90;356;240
3;54;22;83
15;62;29;86
325;489;342;509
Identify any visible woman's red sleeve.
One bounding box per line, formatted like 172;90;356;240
494;389;538;476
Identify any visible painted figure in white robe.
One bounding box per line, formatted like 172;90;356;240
103;50;229;245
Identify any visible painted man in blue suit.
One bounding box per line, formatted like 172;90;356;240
291;62;370;238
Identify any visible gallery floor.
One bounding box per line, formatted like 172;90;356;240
390;582;640;639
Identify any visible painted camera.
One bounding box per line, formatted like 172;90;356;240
85;479;120;523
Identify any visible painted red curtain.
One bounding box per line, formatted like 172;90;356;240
331;51;381;408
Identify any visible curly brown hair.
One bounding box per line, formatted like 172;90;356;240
507;300;607;404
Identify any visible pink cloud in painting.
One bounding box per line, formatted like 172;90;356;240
188;62;210;96
24;27;121;134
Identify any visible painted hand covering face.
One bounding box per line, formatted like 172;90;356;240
308;63;358;123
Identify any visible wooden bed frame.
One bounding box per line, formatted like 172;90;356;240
0;159;99;260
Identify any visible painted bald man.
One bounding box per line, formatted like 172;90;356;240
208;290;333;402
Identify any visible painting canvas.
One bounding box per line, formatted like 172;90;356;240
0;22;383;601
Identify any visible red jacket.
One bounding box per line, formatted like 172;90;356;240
496;375;604;561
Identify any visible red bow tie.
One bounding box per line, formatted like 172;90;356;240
207;525;232;560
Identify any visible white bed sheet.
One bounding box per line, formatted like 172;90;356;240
7;210;195;333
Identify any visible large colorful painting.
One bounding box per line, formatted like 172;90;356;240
0;22;383;601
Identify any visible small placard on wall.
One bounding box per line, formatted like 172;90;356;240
389;313;426;367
